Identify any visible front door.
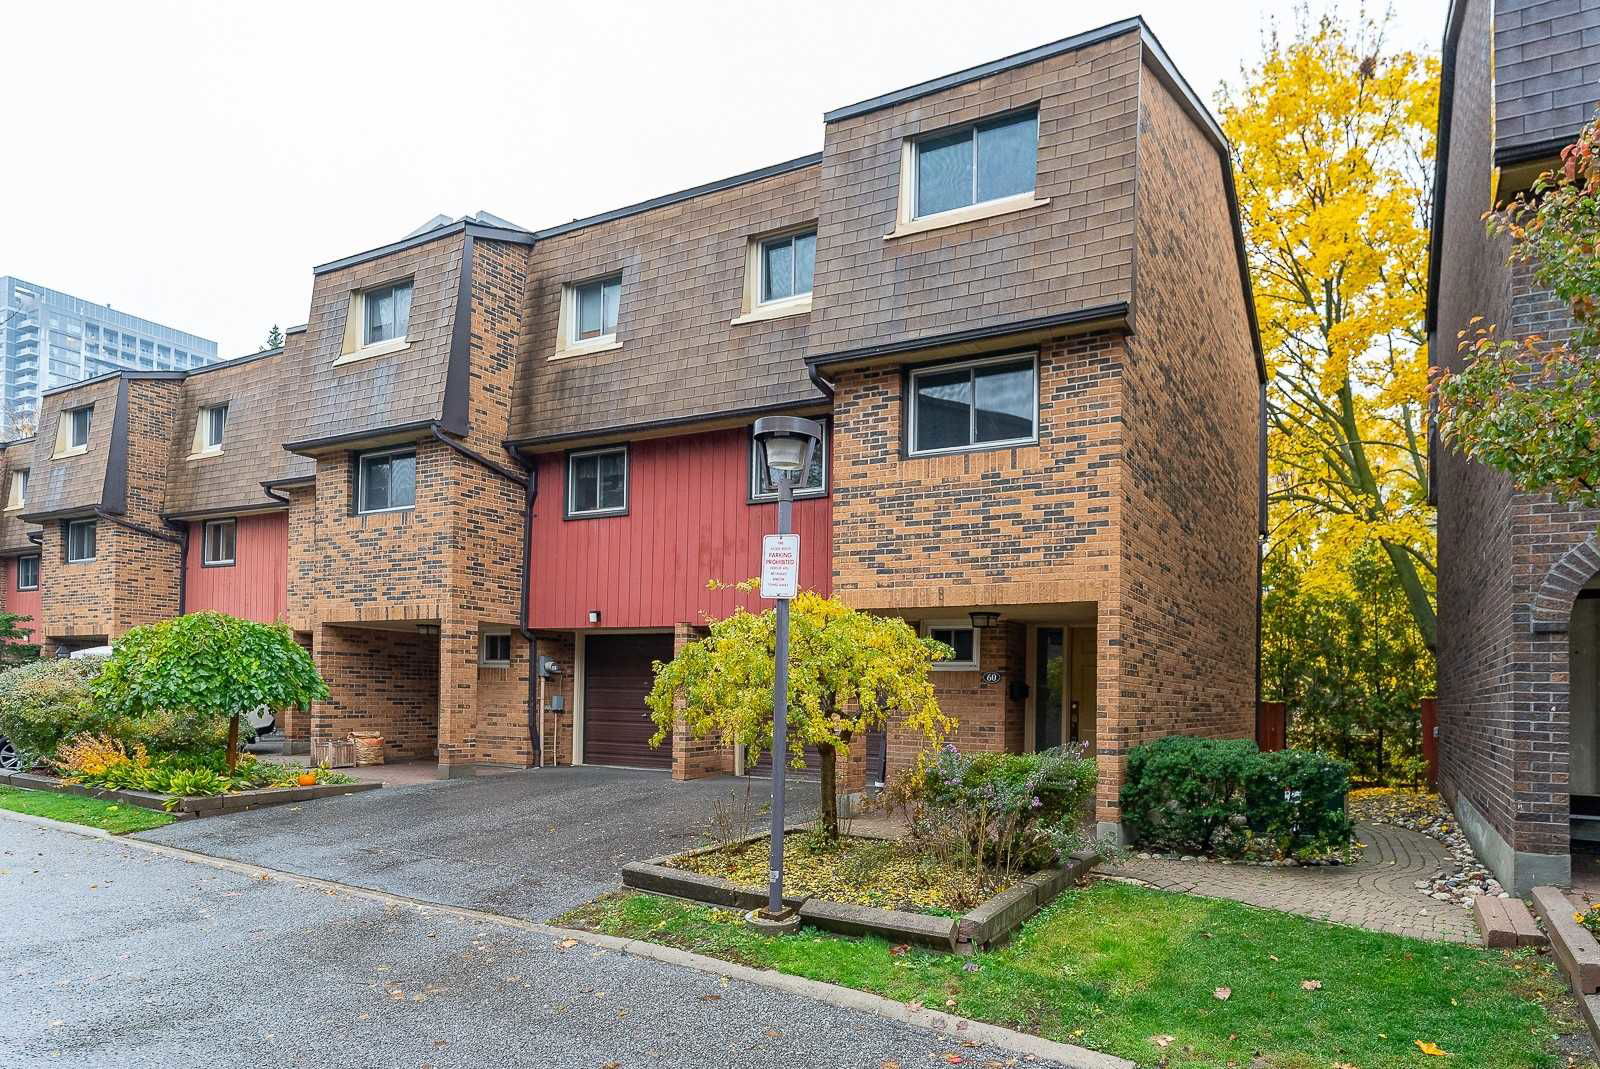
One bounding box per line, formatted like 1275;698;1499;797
1033;625;1096;752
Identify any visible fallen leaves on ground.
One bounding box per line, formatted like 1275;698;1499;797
1150;1035;1175;1048
1214;986;1231;1000
1300;979;1322;991
1414;1040;1451;1057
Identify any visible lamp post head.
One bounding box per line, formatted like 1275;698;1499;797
753;415;823;476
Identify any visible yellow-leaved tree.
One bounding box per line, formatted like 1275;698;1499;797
1220;9;1440;648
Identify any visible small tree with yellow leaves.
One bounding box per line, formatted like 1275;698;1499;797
645;589;955;838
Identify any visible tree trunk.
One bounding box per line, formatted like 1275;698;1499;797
226;713;240;773
818;743;839;840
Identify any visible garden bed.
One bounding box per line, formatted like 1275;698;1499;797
621;828;1095;952
0;769;379;818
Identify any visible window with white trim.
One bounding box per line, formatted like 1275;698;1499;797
759;230;816;305
566;446;627;518
750;420;827;501
202;519;236;566
357;447;417;514
363;281;413;346
65;519;95;563
909;353;1038;456
202;404;227;451
6;468;27;510
480;631;512;667
16;555;37;591
925;623;978;670
914;109;1038;219
568;275;621;345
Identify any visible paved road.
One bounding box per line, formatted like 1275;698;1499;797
137;765;820;921
1;818;1055;1068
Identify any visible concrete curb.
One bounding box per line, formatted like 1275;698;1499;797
1;810;1131;1069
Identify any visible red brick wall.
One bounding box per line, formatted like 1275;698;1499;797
313;625;439;761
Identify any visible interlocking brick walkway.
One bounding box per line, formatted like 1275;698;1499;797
1101;822;1479;943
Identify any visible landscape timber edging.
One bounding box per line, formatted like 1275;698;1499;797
0;769;381;817
619;830;1097;953
1533;886;1600;995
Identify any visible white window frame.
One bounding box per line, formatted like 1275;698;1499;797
53;405;92;459
356;446;418;516
479;631;513;667
565;445;628;518
65;519;96;563
750;420;828;502
336;278;414;367
553;274;623;359
733;225;817;325
16;554;38;592
191;403;228;458
924;621;980;671
907;352;1040;458
202;518;236;566
890;108;1050;240
5;468;27;511
758;229;816;306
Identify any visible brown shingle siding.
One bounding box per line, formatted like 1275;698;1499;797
24;377;119;518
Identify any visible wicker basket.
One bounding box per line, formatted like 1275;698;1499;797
351;732;386;766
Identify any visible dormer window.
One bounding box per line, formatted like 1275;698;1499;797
363;281;412;346
6;468;26;511
553;274;623;358
53;405;92;458
914;109;1038;219
192;403;227;457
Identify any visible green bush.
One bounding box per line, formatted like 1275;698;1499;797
917;744;1098;872
1120;736;1353;859
0;658;108;762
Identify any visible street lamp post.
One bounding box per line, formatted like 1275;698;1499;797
752;415;822;920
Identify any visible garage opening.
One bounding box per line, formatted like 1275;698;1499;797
583;633;673;769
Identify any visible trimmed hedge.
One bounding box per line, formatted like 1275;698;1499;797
1120;736;1353;859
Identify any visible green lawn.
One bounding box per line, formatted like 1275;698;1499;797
559;882;1582;1069
0;785;175;834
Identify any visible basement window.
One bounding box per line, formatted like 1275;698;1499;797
480;632;512;667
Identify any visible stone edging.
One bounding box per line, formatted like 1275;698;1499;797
0;769;380;817
0;809;1132;1069
621;829;1097;953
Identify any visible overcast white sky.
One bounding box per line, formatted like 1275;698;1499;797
7;0;1448;356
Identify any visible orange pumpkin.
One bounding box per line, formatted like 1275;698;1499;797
297;772;318;787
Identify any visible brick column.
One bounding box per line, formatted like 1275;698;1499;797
436;619;479;777
670;621;729;780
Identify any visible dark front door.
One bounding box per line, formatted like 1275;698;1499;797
583;634;673;769
1035;627;1064;751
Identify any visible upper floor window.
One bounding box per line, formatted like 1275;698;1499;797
571;276;621;344
909;353;1038;456
195;403;227;455
16;555;37;592
566;445;627;518
750;421;827;501
760;230;816;305
65;519;95;563
202;518;236;566
6;468;27;510
914;109;1039;219
357;447;417;515
363;281;413;346
54;405;92;458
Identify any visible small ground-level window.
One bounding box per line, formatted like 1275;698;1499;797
16;555;38;591
203;518;236;566
566;446;627;517
926;623;978;669
480;632;512;667
357;447;417;514
65;519;95;563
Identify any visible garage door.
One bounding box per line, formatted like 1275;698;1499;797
583;634;674;769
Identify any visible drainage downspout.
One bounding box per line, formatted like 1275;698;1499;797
161;516;190;615
515;456;542;767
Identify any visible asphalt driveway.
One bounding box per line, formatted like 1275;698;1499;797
136;765;818;920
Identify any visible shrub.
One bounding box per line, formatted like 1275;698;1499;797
1120;736;1257;855
915;744;1098;873
0;658;108;762
1120;735;1354;859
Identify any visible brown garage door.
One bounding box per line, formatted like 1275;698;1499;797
583;634;673;769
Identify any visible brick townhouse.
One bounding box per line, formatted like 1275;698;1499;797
0;16;1264;833
1430;0;1600;893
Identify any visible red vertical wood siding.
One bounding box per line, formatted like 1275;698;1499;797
186;513;288;624
4;559;42;642
530;428;831;630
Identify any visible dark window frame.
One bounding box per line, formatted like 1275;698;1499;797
355;446;418;516
926;623;979;670
201;518;236;567
905;350;1040;458
479;631;513;667
748;418;829;503
16;555;38;591
564;445;629;519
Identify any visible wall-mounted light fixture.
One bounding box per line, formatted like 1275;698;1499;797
969;611;1001;630
588;609;602;625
